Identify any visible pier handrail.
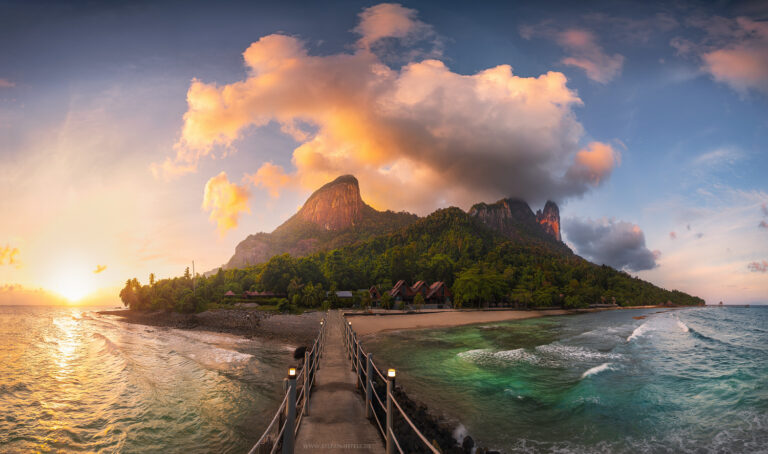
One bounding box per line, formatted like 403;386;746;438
343;316;441;454
247;313;327;454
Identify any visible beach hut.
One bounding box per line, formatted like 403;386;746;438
426;281;452;306
389;280;413;301
410;281;428;298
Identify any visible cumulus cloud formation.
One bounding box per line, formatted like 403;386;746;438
0;245;20;266
0;78;15;88
202;172;251;235
672;16;768;95
521;25;624;83
93;264;107;274
565;217;660;272
158;3;619;213
747;260;768;272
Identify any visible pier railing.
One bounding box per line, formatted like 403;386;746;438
247;315;327;454
342;316;441;454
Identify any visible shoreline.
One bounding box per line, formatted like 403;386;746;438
347;305;680;336
97;309;323;346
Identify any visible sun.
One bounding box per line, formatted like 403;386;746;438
56;280;91;302
48;261;97;303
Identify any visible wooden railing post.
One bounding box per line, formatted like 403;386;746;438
386;369;394;454
283;371;297;454
356;342;362;389
303;351;310;416
365;353;373;418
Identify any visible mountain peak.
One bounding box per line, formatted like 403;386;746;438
535;200;561;242
469;197;562;243
223;174;418;269
295;174;365;231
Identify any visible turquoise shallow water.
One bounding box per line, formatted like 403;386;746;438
365;306;768;453
0;305;294;453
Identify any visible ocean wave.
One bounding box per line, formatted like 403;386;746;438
627;321;651;342
185;347;255;372
535;343;621;362
581;362;614;379
457;348;541;366
458;344;619;368
92;332;123;357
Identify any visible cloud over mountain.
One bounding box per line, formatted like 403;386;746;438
159;3;619;216
565;217;660;271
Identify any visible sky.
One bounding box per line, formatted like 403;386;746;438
1;0;766;305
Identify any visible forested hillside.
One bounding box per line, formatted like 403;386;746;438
120;207;704;312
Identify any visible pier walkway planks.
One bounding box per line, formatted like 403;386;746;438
294;311;384;453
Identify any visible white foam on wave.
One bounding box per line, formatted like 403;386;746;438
457;348;540;365
627;317;690;342
581;362;614;379
627;321;651;342
535;343;621;361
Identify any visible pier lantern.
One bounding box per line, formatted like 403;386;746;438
288;367;296;378
387;369;396;379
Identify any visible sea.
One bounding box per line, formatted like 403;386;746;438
366;306;768;453
0;305;295;453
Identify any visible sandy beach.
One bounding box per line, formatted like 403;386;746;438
346;308;577;335
345;306;680;335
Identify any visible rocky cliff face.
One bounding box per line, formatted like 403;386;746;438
291;175;365;231
536;201;561;242
222;175;418;269
469;198;562;243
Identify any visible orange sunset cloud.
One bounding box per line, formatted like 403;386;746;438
158;4;621;216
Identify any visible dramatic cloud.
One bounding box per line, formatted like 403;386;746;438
747;260;768;272
0;79;15;88
521;26;624;83
202;172;251;235
158;4;619;214
565;218;660;272
0;244;20;266
93;264;107;274
670;231;677;239
672;16;768;95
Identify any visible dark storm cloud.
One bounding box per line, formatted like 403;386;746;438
565;217;660;272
